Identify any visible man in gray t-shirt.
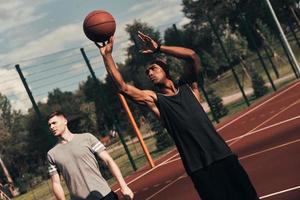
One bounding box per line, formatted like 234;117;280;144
47;111;133;200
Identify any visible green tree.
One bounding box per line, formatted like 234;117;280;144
206;87;228;118
250;68;268;98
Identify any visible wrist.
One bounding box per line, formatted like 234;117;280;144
102;53;112;59
120;182;128;189
153;43;161;53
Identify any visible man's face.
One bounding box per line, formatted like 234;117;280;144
48;115;67;136
146;64;167;84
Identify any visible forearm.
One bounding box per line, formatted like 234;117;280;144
102;54;127;91
107;159;128;189
159;45;197;60
160;45;201;75
52;183;66;200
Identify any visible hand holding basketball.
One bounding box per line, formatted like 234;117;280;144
95;37;114;56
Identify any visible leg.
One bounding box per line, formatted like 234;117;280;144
190;155;259;200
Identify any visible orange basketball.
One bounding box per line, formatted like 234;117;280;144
83;10;116;42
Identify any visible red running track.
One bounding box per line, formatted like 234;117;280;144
113;80;300;200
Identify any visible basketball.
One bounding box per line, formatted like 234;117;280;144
83;10;116;42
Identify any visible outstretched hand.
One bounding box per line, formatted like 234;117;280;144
137;31;158;54
95;36;114;56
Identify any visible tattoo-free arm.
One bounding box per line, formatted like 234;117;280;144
51;174;66;200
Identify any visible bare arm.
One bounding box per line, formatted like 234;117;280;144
51;174;66;200
138;31;201;90
98;150;134;199
96;38;160;117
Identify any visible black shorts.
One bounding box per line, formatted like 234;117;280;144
191;155;259;200
101;191;119;200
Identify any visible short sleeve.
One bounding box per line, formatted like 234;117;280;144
87;133;106;154
47;152;58;176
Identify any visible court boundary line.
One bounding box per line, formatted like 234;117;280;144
229;115;300;142
259;185;300;199
145;174;187;200
139;112;300;198
147;139;300;199
228;99;300;146
162;115;300;165
163;138;300;166
114;150;182;192
114;81;300;192
217;81;300;132
239;139;300;160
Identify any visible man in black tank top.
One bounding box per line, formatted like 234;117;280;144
96;32;258;200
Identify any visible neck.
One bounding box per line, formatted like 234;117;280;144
157;79;177;95
59;129;73;143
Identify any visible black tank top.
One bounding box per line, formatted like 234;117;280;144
155;84;232;175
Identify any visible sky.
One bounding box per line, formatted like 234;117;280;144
0;0;189;112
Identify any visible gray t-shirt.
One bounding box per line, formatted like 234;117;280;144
47;133;111;200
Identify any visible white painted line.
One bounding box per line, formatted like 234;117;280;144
162;157;182;165
241;115;300;136
228;99;300;146
145;174;187;200
113;81;300;192
217;81;300;132
239;139;300;160
259;185;300;199
226;115;300;143
114;149;181;192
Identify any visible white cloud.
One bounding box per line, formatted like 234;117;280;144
125;0;185;27
0;0;188;111
0;0;47;33
70;62;86;74
0;68;30;112
128;1;155;12
178;17;191;27
0;23;85;65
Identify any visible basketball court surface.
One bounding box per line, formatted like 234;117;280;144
112;80;300;200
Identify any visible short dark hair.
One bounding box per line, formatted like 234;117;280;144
147;58;170;78
47;111;67;121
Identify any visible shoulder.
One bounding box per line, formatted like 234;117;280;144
77;132;94;139
137;89;158;104
47;145;59;161
47;143;60;156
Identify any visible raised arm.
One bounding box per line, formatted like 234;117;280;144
51;174;66;200
138;31;201;87
98;150;134;199
95;37;160;117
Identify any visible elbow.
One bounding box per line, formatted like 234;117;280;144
190;51;198;61
190;52;201;72
119;83;128;94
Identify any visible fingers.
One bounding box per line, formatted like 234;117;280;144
138;34;146;43
94;37;114;48
139;49;153;54
94;42;106;48
109;36;115;45
94;42;101;48
123;194;133;200
138;31;151;42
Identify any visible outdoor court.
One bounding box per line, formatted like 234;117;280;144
113;80;300;200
